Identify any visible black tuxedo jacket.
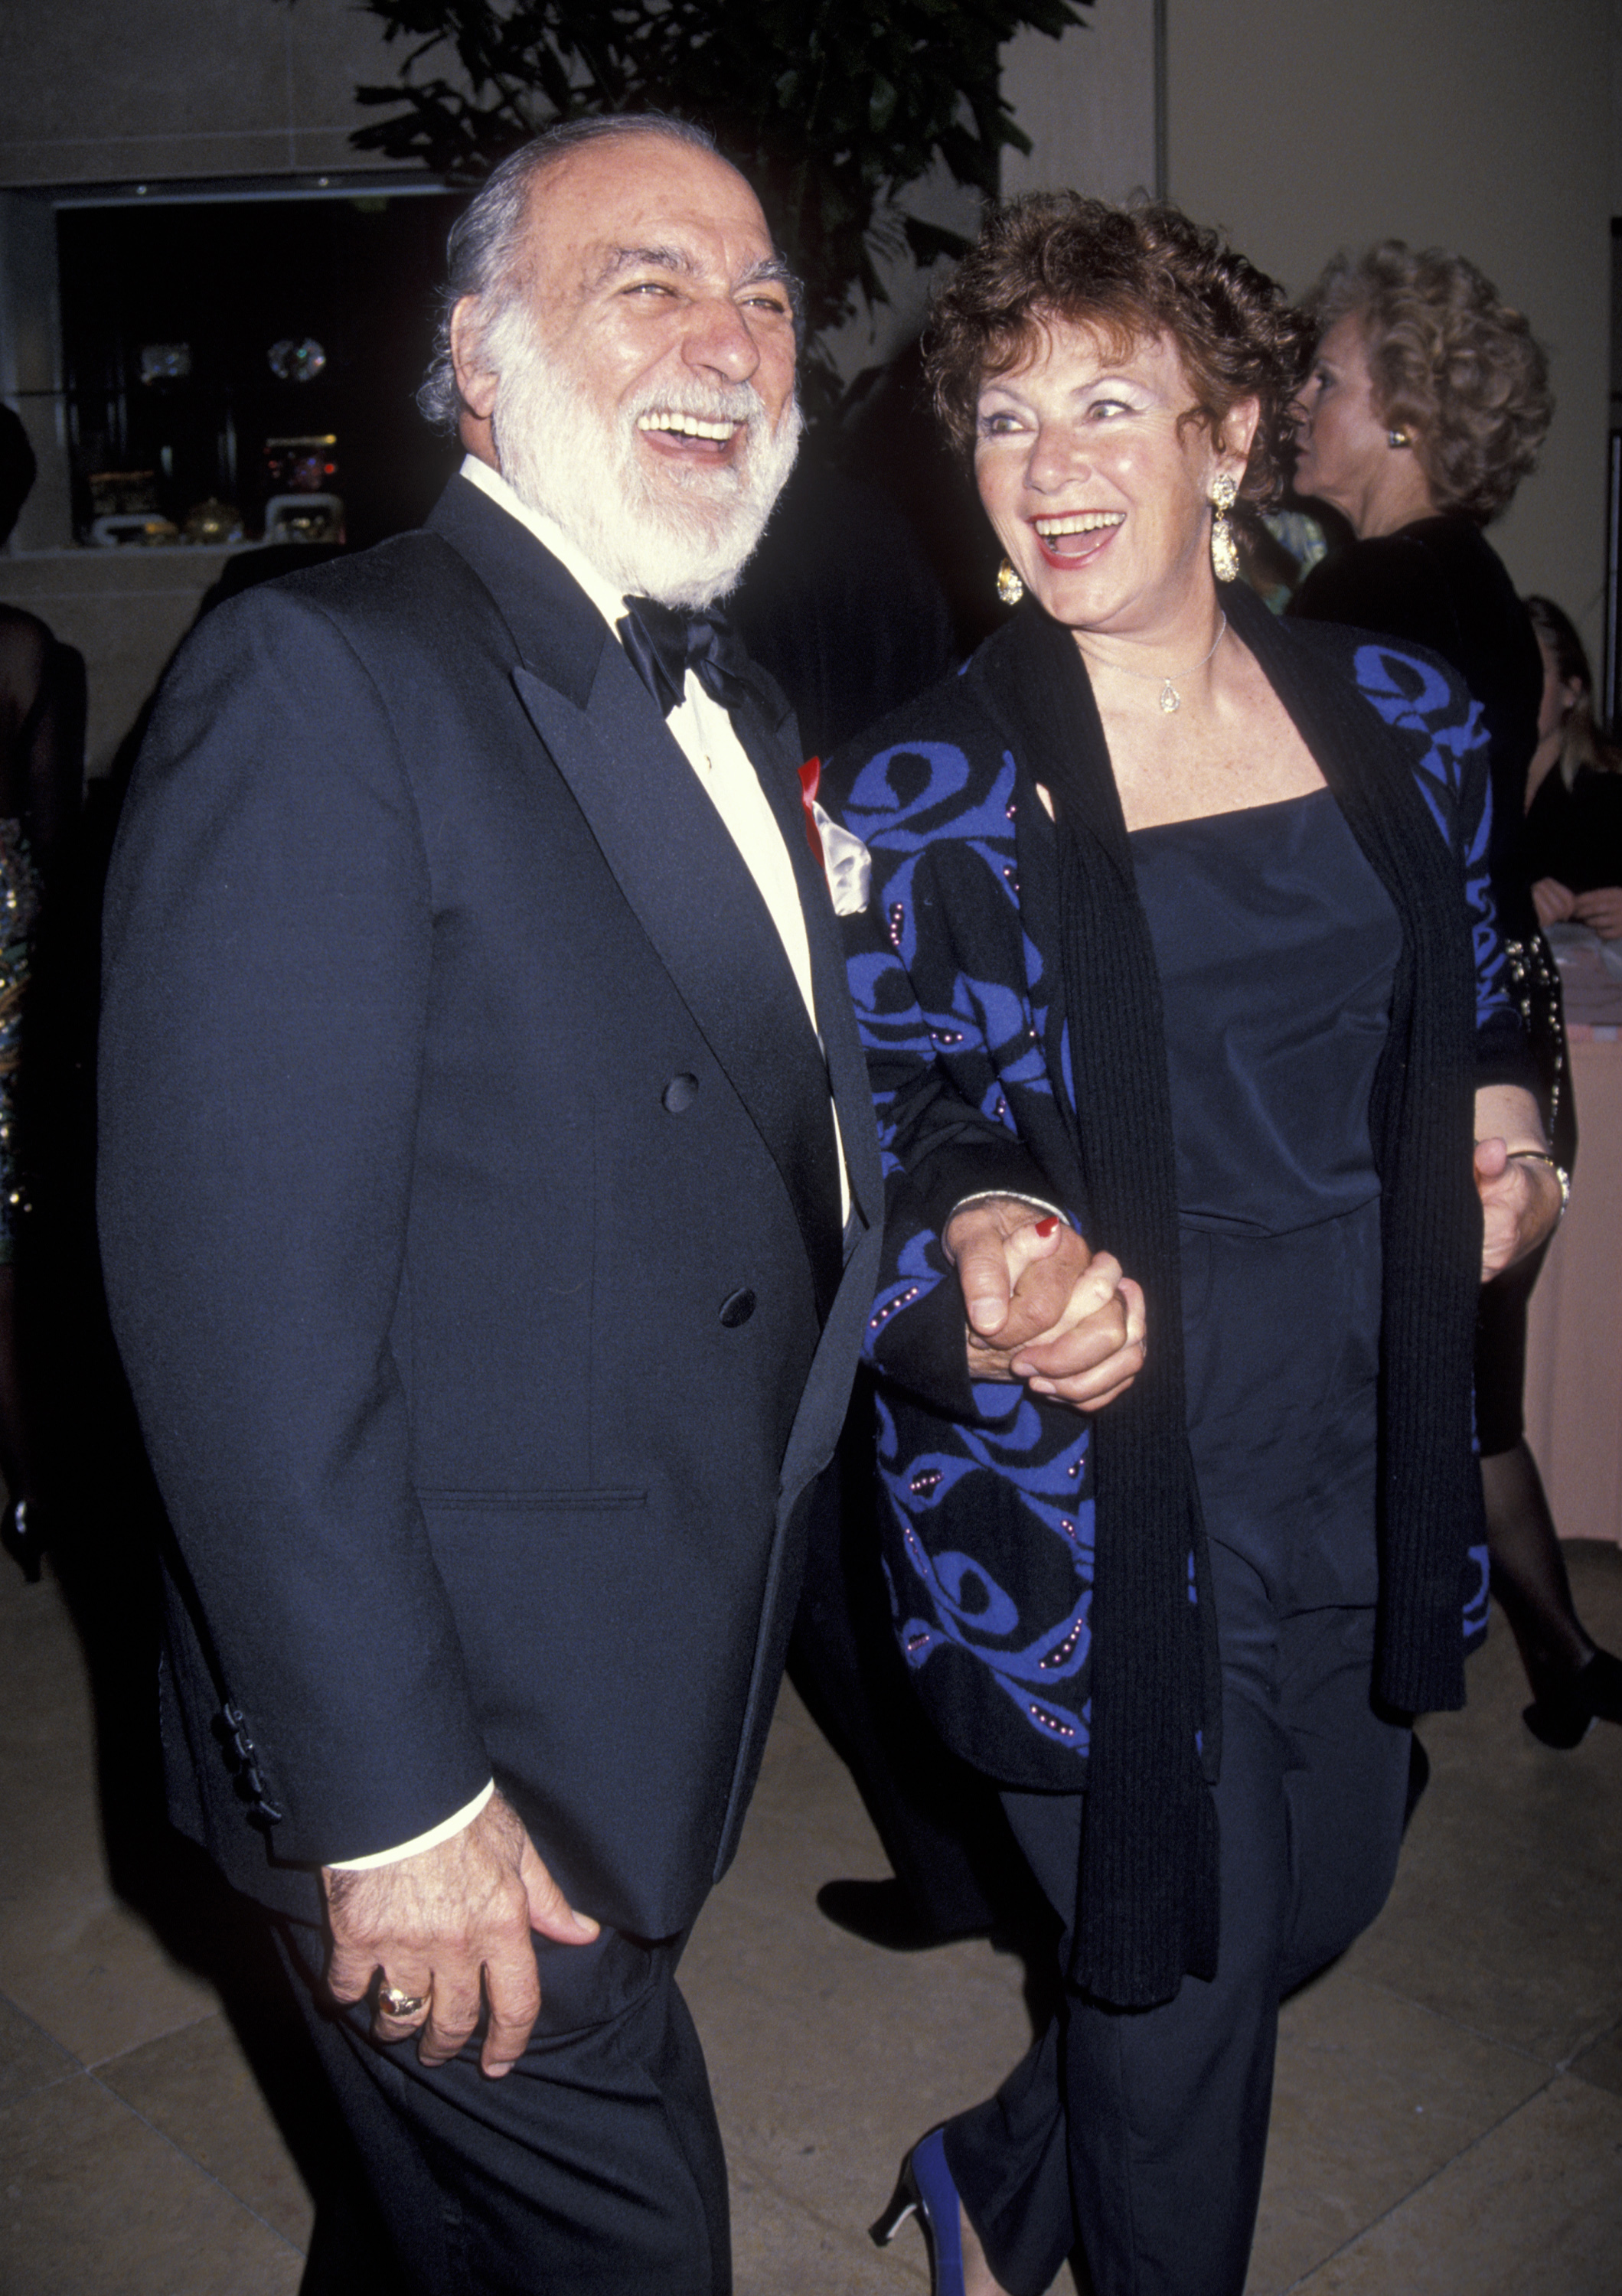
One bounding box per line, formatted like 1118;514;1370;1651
98;475;883;1934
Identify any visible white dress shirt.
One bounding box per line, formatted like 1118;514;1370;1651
329;456;849;1871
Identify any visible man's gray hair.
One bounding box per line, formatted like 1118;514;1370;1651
418;114;720;431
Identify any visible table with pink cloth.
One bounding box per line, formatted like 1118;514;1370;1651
1524;1016;1622;1546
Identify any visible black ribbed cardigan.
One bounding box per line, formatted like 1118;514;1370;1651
834;580;1533;2007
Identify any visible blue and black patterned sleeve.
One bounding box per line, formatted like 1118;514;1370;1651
834;730;1059;1420
1350;640;1538;1096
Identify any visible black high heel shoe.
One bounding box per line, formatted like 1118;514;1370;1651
872;2126;967;2295
1523;1649;1622;1749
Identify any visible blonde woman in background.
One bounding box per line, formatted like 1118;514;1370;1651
1290;246;1622;1750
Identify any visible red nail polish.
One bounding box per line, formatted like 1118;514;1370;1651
1034;1216;1059;1237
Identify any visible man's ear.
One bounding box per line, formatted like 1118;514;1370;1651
450;295;499;422
459;406;497;467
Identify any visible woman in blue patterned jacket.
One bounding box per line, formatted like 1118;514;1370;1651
834;197;1562;2296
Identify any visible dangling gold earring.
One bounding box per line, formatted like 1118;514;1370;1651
996;556;1025;607
1386;427;1411;448
1209;473;1239;585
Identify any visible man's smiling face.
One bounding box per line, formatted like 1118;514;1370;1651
530;132;799;498
452;132;801;606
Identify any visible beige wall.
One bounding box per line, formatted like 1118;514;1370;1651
1164;0;1620;658
1002;0;1157;207
0;547;232;777
0;0;404;186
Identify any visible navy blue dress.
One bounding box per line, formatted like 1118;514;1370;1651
1137;787;1398;1613
947;791;1416;2296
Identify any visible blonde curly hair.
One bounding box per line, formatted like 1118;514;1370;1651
1307;242;1552;525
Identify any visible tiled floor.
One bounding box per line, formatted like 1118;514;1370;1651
4;1537;1621;2294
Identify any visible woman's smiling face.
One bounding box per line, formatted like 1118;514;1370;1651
973;320;1252;638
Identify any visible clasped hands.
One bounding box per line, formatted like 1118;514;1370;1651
323;1195;1147;2077
943;1195;1147;1411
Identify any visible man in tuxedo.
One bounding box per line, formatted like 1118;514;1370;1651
98;116;1137;2294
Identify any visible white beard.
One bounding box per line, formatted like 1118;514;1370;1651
485;303;801;610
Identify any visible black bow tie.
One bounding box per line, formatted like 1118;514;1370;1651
617;596;754;719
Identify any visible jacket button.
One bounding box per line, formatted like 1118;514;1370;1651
719;1287;756;1328
663;1073;700;1113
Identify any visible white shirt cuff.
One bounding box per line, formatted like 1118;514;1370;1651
326;1779;495;1870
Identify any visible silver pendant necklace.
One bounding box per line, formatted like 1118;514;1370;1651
1086;612;1229;713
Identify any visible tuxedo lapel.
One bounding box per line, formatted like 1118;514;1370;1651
433;473;847;1313
514;651;844;1318
428;474;605;707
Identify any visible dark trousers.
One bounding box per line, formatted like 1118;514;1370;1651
273;1913;729;2295
945;1538;1412;2296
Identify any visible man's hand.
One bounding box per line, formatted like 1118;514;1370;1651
1571;885;1622;941
943;1197;1147;1411
323;1789;599;2079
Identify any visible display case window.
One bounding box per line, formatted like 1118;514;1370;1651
57;188;465;551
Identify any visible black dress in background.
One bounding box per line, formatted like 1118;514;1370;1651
1522;760;1622;895
1291;516;1542;938
1291;516;1555;1453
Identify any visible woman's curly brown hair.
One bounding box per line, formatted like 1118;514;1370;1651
925;193;1313;504
1308;243;1552;524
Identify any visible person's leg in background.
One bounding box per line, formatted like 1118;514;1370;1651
1476;1255;1622;1746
